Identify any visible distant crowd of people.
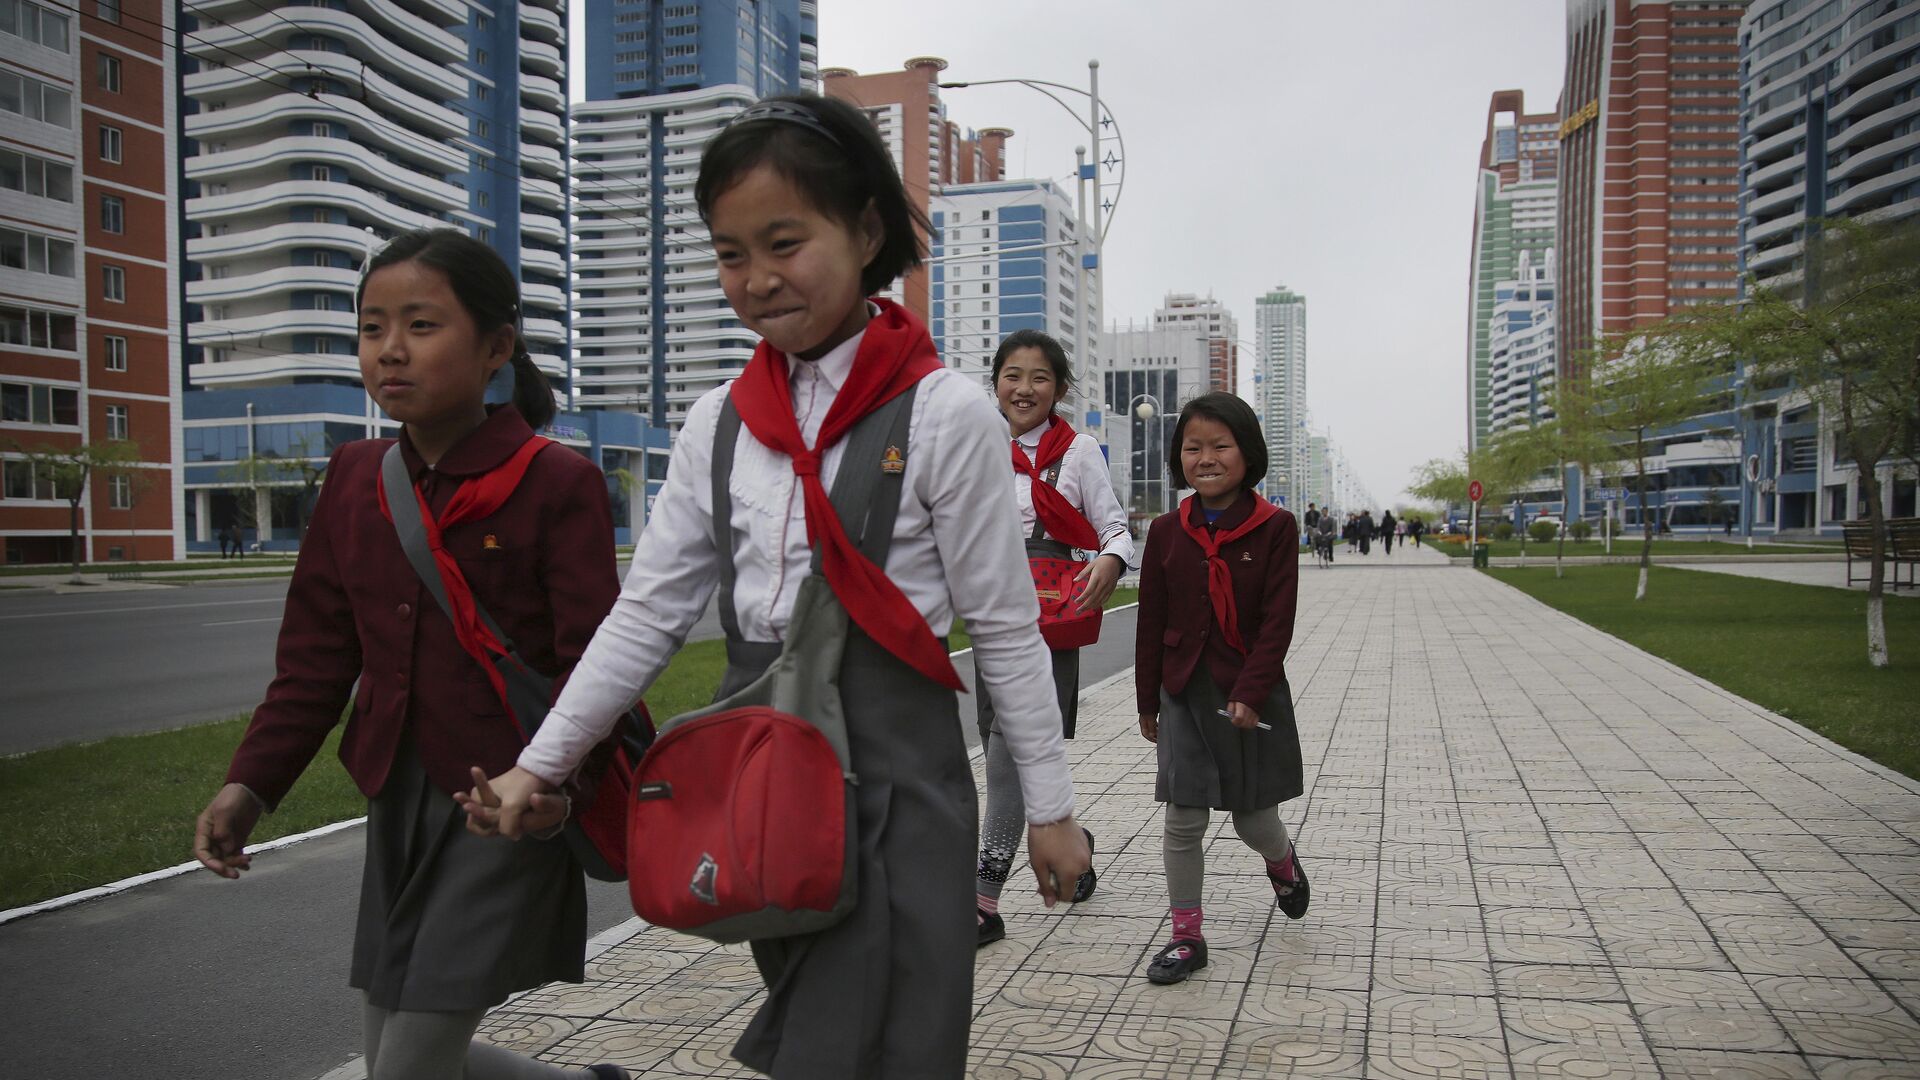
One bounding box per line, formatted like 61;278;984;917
1299;503;1426;565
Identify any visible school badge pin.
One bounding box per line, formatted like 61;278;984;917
880;445;906;475
1241;551;1253;561
483;534;501;550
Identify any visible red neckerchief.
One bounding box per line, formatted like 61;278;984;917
1012;419;1101;551
1178;493;1278;655
728;299;961;690
378;435;551;721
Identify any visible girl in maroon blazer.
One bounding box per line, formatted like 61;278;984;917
190;229;630;1080
1135;391;1309;986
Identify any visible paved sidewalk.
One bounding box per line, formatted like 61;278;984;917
459;562;1920;1078
1673;560;1920;598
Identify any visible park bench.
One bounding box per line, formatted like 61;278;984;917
1844;517;1920;589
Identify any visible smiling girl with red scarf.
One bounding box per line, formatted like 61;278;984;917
1135;392;1309;986
460;95;1090;1079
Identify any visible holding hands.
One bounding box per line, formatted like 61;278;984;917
455;765;570;839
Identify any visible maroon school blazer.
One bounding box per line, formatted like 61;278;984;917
225;406;619;809
1135;492;1300;716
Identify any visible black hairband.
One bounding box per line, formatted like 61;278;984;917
731;100;843;148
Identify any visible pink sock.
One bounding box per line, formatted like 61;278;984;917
977;894;999;919
1171;904;1203;942
1266;844;1297;881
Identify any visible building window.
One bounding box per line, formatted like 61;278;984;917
103;334;127;371
475;84;490;101
100;193;123;233
98;124;121;163
477;189;489;209
0;148;72;201
96;53;120;92
0;381;80;425
0;227;76;276
0;70;73;126
311;121;332;138
474;48;487;65
108;472;131;509
94;0;118;22
0;305;77;350
2;0;70;50
102;264;125;301
311;165;333;182
475;119;489;139
106;403;128;439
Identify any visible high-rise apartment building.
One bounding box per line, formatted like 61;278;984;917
1253;286;1307;505
1558;0;1746;384
929;178;1093;396
176;0;572;548
1153;292;1238;394
823;58;1010;318
1487;249;1557;438
1101;323;1207;523
572;0;811;431
1736;0;1920;534
1467;90;1559;450
2;0;180;565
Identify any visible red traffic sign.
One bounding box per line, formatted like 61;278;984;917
1468;480;1484;503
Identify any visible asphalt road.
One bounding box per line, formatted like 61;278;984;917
0;607;1141;1080
0;564;727;756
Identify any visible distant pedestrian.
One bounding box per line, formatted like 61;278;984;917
1359;510;1374;555
1303;502;1321;532
1380;510;1396;555
218;524;233;560
1315;510;1336;567
1410;517;1425;548
1724;516;1734;537
224;524;244;561
1136;392;1307;987
192;228;632;1080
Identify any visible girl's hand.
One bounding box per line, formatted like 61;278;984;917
455;766;565;839
1072;554;1125;613
1138;713;1159;743
1027;816;1092;908
1225;700;1261;730
194;783;264;879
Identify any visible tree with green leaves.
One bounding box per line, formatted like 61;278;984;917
5;439;142;581
1658;215;1920;667
1491;378;1611;578
1579;334;1728;601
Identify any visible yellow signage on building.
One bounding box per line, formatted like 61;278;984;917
1559;100;1599;140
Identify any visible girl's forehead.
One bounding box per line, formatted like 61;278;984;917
710;164;825;227
1183;416;1236;440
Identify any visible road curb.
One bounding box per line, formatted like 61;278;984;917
0;815;368;927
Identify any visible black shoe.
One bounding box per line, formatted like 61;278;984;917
1145;938;1208;985
1072;827;1098;903
587;1066;632;1080
976;909;1005;948
1270;847;1310;920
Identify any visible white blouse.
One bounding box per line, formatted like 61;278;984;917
1014;417;1138;569
519;328;1077;825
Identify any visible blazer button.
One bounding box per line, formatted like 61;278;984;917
397;603;412;619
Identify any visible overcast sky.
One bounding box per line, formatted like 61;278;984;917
572;2;1568;504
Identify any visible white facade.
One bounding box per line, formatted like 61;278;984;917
571;84;759;430
1487;249;1557;437
1254;286;1308;505
1153;291;1238;395
930;178;1093;399
1099;323;1207;521
179;0;570;393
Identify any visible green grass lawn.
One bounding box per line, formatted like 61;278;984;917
1;590;1145;911
1487;564;1920;782
0;556;299;578
1443;538;1840;558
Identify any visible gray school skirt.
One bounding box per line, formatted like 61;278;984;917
1156;667;1304;812
975;646;1080;744
350;733;587;1012
719;631;977;1080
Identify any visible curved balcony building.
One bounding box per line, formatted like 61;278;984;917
178;0;573;549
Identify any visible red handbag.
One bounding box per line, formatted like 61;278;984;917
1030;552;1104;650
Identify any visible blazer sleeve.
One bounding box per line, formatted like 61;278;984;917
1229;512;1300;710
1135;516;1169;715
224;446;364;810
536;455;620;704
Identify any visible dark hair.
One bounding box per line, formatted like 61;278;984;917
990;329;1074;398
695;93;930;297
1167;392;1268;492
356;227;555;429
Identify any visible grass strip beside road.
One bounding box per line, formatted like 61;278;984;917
1440;539;1840;558
1488;565;1920;782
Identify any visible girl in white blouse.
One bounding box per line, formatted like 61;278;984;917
459;95;1089;1080
975;330;1136;947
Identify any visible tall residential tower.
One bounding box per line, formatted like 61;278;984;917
1466;89;1559;450
1253;286;1307;505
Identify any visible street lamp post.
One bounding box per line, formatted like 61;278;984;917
1126;393;1171;515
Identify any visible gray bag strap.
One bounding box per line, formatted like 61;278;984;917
380;443;530;676
712;399;745;642
1029;460;1065;542
710;384;919;634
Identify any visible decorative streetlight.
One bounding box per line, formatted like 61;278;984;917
1124;393;1172;516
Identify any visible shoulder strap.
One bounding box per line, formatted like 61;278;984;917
1030;459;1065;541
712;399;745;642
381;444;524;666
818;383;917;574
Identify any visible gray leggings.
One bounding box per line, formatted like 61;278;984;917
363;997;589;1080
1163;803;1292;908
975;729;1025;900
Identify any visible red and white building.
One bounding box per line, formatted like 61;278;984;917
1;0;180;564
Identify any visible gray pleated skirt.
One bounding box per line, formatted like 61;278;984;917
719;632;977;1080
350;733;587;1012
975;646;1080;744
1156;667;1304;812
